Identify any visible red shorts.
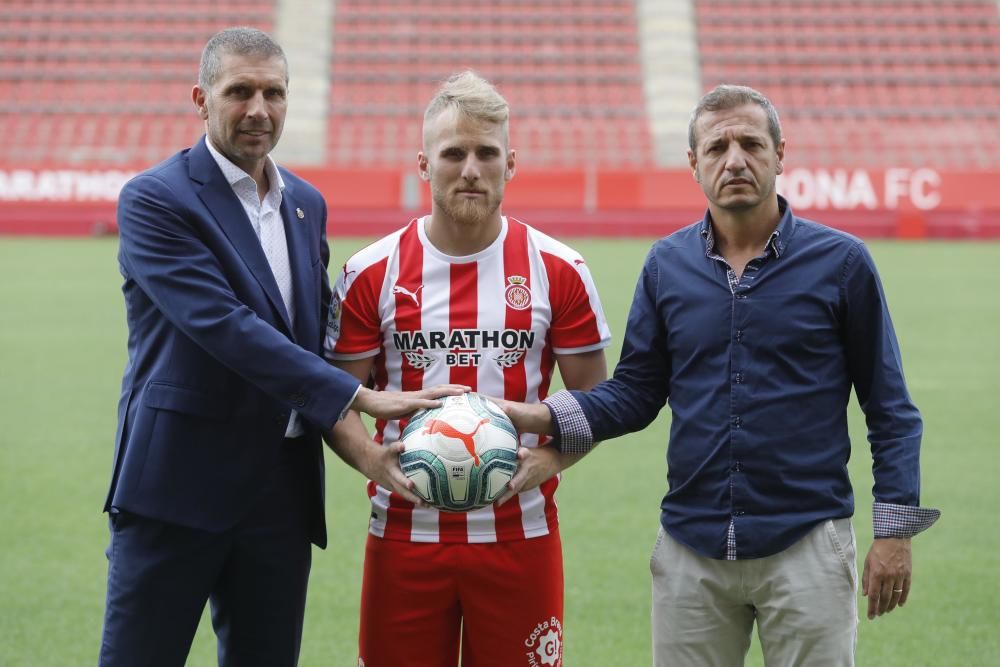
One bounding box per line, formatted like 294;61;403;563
358;530;564;667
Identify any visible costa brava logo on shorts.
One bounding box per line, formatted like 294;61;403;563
525;616;562;666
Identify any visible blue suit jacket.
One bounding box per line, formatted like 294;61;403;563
106;137;359;548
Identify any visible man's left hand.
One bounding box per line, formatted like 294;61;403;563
350;384;469;420
495;446;569;507
862;537;912;619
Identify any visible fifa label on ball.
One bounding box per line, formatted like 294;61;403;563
399;393;520;512
448;464;469;502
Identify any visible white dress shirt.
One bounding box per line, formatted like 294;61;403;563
206;138;303;438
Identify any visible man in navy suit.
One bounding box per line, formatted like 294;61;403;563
98;28;462;666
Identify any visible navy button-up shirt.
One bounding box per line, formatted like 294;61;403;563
547;198;937;560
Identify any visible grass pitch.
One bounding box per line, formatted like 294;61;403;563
0;236;996;666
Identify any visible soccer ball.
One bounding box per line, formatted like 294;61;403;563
399;392;520;512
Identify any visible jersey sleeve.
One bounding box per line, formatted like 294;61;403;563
325;256;388;360
540;250;612;354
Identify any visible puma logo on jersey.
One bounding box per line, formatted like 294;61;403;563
393;283;424;306
341;264;357;283
423;418;489;465
574;259;586;266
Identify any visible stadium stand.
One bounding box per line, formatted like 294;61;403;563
1;0;999;237
694;0;1000;168
8;0;996;171
326;0;657;168
0;0;276;166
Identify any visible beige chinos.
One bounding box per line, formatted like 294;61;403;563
650;518;858;666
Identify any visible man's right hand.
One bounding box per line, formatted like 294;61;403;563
350;384;469;420
326;411;428;507
495;399;555;436
358;439;427;507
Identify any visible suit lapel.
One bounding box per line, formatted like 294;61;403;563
188;138;294;335
281;188;316;347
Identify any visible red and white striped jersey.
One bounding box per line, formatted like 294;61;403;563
325;216;611;544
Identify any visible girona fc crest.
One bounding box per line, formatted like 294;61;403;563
505;275;531;310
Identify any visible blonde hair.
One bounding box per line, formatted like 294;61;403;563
423;71;510;146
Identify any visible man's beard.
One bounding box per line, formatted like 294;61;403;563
433;187;502;226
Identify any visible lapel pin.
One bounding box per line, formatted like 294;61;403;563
296;207;305;220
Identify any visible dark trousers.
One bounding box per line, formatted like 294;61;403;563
98;442;313;667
